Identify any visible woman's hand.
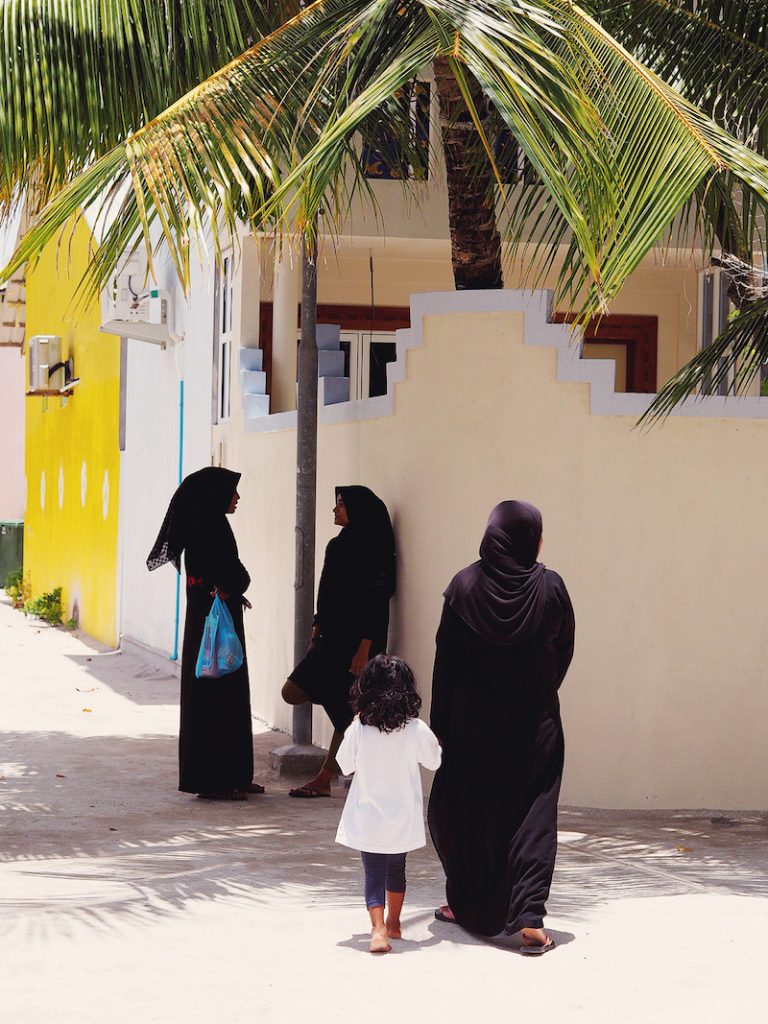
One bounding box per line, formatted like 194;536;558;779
212;587;230;601
350;639;372;677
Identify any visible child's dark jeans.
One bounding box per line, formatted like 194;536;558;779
360;851;407;909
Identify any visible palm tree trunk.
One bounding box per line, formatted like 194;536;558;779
433;57;503;291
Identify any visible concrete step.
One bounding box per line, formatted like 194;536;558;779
239;347;264;372
321;376;349;405
243;393;270;418
318;350;345;378
241;369;267;395
316;323;341;350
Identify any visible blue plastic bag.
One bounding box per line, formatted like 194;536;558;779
195;594;244;678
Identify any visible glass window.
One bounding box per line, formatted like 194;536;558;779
362;82;430;181
217;255;233;421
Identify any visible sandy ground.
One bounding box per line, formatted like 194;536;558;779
0;596;766;1024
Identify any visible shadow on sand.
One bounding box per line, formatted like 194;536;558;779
2;724;766;949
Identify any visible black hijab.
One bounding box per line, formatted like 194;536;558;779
335;485;396;597
147;467;241;572
444;500;548;645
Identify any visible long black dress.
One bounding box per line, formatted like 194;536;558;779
428;571;575;936
289;486;395;732
179;519;253;794
147;467;254;795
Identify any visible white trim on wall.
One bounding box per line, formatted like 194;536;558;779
244;289;768;435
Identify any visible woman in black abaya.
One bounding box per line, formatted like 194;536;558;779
283;486;396;798
148;467;263;801
428;501;574;953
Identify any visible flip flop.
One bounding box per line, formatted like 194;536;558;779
434;907;457;924
520;939;555;956
288;785;331;798
238;783;266;794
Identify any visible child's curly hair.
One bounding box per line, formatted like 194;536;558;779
352;654;422;733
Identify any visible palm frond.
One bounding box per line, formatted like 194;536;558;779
6;0;768;324
0;0;289;218
641;293;768;423
595;1;768;149
497;3;768;309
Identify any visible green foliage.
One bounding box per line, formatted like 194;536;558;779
4;566;22;591
4;568;31;609
24;587;64;625
594;1;768;417
0;0;282;222
3;0;768;327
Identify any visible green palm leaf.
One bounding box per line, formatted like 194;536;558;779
640;291;768;423
0;1;295;219
5;0;768;323
596;1;768;148
592;1;768;416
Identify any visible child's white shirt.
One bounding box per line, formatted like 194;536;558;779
335;716;442;854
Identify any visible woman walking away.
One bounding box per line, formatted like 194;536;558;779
336;655;441;953
283;486;396;798
147;467;264;801
428;501;574;954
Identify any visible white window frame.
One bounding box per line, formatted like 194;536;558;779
217;253;234;422
340;330;398;400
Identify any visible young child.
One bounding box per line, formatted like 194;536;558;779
335;654;442;953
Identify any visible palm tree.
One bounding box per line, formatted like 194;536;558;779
594;1;768;417
3;0;768;319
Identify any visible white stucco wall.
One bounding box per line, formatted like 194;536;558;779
215;290;768;810
119;257;216;658
0;346;25;520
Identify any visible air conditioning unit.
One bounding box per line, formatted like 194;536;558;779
28;335;63;392
100;253;178;346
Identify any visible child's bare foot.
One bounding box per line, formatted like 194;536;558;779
385;890;404;939
369;926;392;953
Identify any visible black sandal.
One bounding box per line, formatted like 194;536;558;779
288;785;331;798
520;939;555;956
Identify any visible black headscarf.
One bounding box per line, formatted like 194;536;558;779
336;485;396;597
444;500;548;645
147;467;241;572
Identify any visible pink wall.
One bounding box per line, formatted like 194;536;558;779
0;347;25;520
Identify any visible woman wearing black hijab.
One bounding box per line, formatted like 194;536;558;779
147;467;263;800
428;501;574;953
283;486;396;798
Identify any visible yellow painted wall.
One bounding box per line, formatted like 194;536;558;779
24;216;121;646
